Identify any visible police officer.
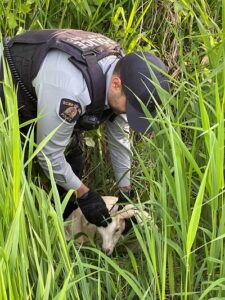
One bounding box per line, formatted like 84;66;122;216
0;29;169;228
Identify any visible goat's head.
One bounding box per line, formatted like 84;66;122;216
97;203;146;256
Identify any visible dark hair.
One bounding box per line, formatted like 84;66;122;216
112;58;122;76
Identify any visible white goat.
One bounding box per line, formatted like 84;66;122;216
65;196;150;255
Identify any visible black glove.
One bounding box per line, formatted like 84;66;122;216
77;190;112;227
117;190;134;210
118;191;131;203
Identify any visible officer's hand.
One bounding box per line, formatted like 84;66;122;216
77;190;112;227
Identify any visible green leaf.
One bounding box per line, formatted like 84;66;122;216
84;136;95;147
7;13;17;29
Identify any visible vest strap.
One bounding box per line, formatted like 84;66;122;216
84;53;106;115
3;38;37;103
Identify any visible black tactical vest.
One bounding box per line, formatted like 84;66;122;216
3;29;123;128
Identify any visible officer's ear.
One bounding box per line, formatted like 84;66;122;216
110;75;122;90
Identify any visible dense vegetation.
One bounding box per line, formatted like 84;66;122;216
0;0;224;299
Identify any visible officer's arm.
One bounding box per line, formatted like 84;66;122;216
77;182;89;197
36;116;84;192
33;49;111;226
105;113;132;190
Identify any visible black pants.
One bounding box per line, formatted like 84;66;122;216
57;132;84;219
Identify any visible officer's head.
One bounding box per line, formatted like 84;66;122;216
108;52;169;133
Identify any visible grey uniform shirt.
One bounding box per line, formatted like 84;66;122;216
32;49;132;191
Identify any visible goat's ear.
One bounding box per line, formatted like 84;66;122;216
117;204;136;219
119;205;139;235
102;196;119;212
119;204;150;223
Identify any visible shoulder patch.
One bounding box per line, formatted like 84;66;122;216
58;98;82;123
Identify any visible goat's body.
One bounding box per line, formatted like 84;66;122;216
64;196;150;255
64;207;96;242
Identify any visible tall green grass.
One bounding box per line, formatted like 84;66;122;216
0;0;224;299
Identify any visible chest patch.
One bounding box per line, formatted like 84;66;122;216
58;99;82;123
